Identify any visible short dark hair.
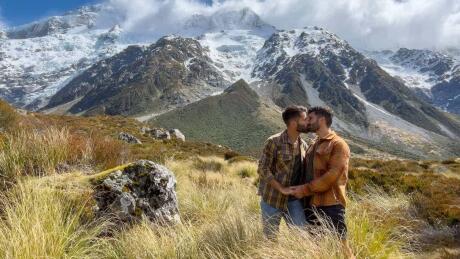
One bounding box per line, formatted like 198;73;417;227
282;105;307;125
308;106;333;127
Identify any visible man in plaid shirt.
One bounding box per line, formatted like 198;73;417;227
257;105;309;238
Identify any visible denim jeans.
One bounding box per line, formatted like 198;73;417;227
260;199;306;239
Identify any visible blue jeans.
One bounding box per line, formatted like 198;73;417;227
260;199;306;239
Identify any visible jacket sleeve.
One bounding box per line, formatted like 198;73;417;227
308;141;350;193
257;138;276;182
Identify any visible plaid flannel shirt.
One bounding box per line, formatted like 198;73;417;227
257;130;308;210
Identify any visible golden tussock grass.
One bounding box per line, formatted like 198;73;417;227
0;179;111;259
0;114;458;258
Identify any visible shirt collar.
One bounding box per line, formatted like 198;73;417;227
281;130;301;145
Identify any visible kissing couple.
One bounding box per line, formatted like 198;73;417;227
257;105;354;258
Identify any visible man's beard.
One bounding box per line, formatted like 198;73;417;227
297;124;311;133
305;122;319;133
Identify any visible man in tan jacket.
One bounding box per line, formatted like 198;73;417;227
290;106;354;258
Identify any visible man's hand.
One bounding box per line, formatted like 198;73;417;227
279;186;293;196
268;179;293;196
289;184;311;199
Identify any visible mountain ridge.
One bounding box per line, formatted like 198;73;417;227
2;5;460;159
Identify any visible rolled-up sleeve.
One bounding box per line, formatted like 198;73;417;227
257;138;276;182
308;141;350;193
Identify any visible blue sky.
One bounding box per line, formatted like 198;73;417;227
0;0;100;26
0;0;213;26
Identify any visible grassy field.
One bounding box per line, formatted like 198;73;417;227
0;157;420;258
0;100;459;258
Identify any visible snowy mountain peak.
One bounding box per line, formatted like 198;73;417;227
391;48;457;79
367;48;459;89
182;8;275;37
252;26;354;79
6;4;102;39
276;27;349;57
0;5;126;109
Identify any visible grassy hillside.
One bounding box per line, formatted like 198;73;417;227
0;100;459;258
151;79;285;155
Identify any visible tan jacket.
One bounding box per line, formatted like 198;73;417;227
305;131;350;207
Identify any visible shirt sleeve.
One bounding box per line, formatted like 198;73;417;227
308;141;350;193
257;138;276;182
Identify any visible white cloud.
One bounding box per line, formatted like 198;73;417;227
98;0;460;50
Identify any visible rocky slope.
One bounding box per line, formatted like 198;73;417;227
43;36;227;116
367;48;460;115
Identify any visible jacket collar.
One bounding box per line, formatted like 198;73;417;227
313;131;337;142
321;131;336;140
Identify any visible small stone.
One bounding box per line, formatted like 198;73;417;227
140;127;151;134
118;132;142;144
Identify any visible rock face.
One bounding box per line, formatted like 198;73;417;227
93;160;180;223
366;48;460;115
118;132;142;144
44;36;228;116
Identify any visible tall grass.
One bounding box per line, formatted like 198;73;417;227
347;188;420;258
0;127;130;188
0;145;442;258
111;157;420;259
0;128;71;184
0;179;110;259
0;99;18;132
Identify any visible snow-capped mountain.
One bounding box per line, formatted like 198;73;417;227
7;5;101;39
251;28;460;140
186;8;276;83
0;6;274;110
44;36;227;116
181;7;275;37
0;5;126;109
252;27;355;79
2;4;460;159
366;48;460;114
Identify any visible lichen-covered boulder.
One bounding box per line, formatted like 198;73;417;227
93;160;180;224
118;132;142;144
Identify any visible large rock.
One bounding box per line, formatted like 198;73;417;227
169;129;185;141
118;132;142;144
93;160;180;224
153;129;171;140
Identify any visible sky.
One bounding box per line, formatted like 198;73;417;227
0;0;100;25
1;0;459;50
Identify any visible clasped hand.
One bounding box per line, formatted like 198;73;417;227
280;184;307;199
